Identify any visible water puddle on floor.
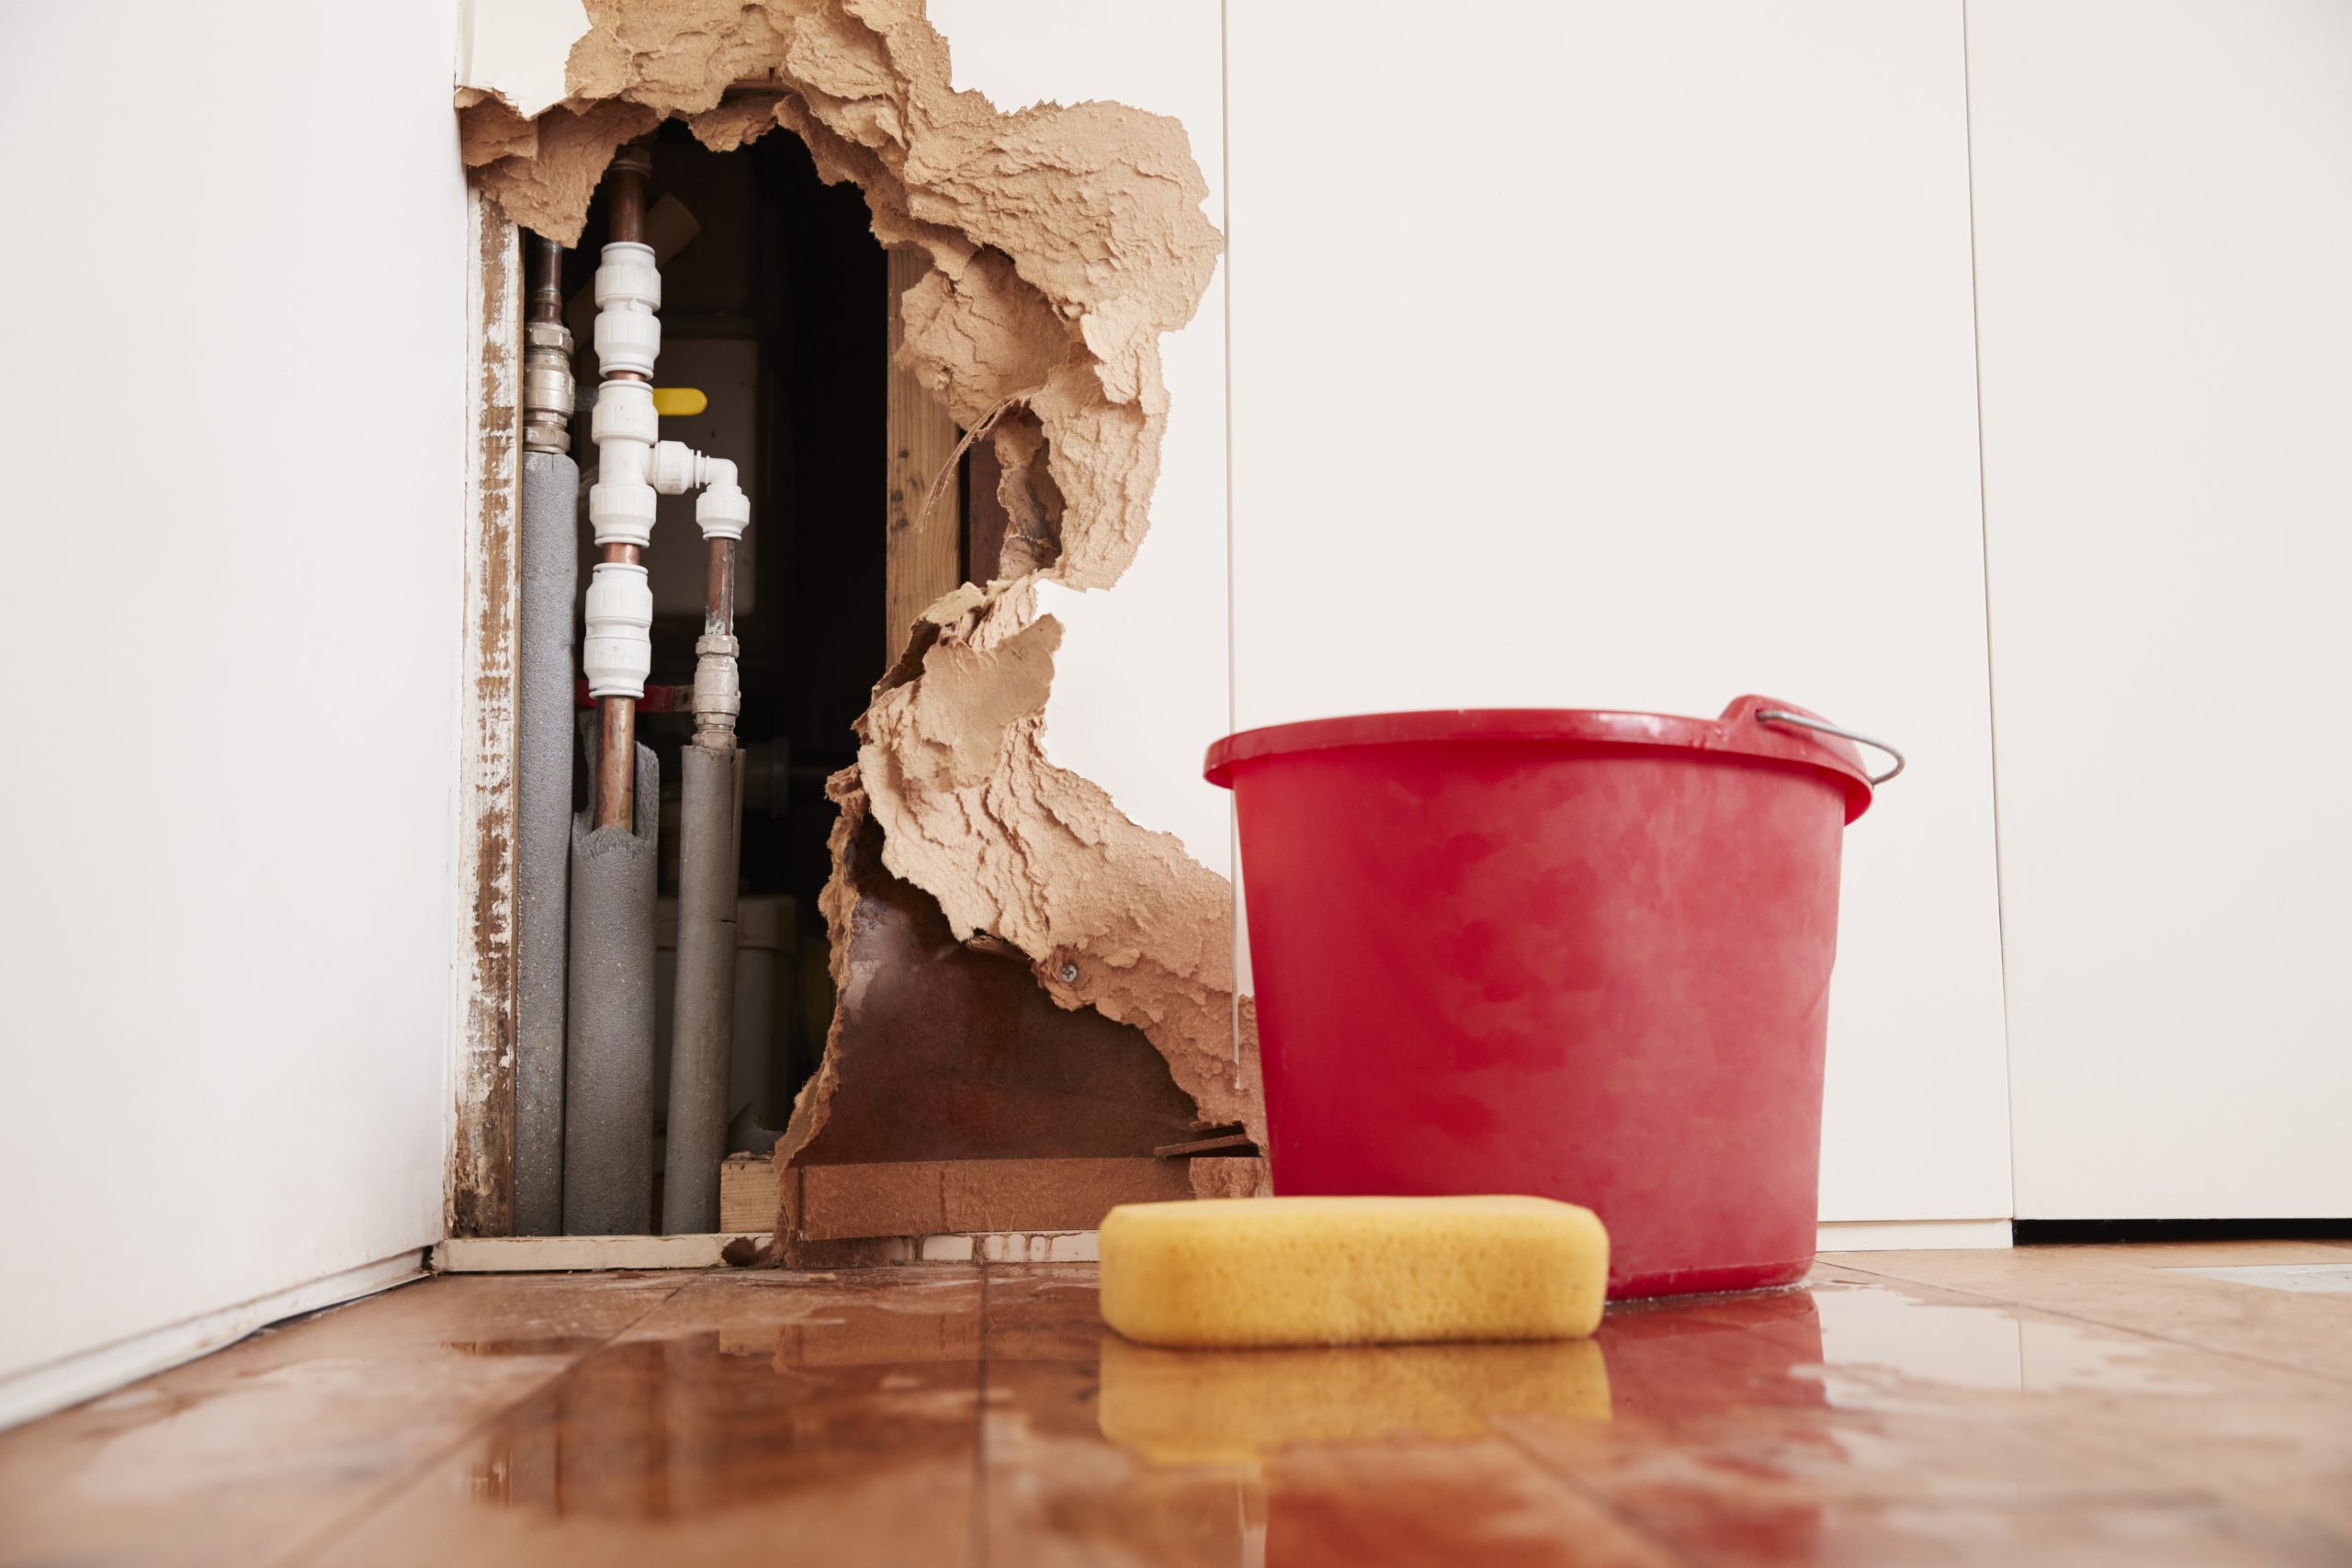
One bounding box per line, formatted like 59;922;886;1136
1804;1280;2211;1410
2167;1263;2352;1294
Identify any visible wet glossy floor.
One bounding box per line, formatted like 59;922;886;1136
6;1241;2352;1565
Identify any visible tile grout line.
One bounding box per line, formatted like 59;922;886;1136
1820;1258;2352;1390
260;1274;700;1568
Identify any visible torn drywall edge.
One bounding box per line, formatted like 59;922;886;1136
851;592;1262;1144
456;0;595;121
458;0;1260;1243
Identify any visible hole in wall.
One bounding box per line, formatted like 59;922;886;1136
467;5;1254;1243
563;123;892;1142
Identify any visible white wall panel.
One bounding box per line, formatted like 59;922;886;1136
1226;2;2012;1222
1970;0;2352;1218
0;2;467;1388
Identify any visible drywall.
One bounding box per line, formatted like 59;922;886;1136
0;1;466;1405
1225;2;2013;1224
1969;0;2352;1218
458;0;592;118
928;0;1235;877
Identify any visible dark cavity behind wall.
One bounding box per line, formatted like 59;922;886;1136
561;121;886;1123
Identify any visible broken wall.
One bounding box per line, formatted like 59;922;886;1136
457;0;1252;1237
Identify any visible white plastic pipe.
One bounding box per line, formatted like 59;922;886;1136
581;241;750;703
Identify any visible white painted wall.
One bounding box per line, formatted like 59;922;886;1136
930;0;1235;878
0;1;467;1403
1968;0;2352;1219
1224;2;2014;1224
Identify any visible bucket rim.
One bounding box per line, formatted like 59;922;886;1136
1204;695;1875;822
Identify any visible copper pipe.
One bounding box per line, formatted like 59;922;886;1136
592;146;653;832
704;538;736;639
526;234;563;325
608;146;649;243
594;696;637;830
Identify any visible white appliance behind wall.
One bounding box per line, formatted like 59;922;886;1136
1224;2;2015;1227
1968;0;2352;1219
0;2;467;1421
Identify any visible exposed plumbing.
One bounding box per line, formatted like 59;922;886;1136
662;381;749;1234
570;141;753;1235
586;147;653;833
521;238;573;456
582;148;752;818
514;231;580;1235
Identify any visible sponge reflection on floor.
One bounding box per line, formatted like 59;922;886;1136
1094;1335;1612;1464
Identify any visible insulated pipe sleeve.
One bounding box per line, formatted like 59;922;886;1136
661;742;743;1234
562;737;661;1235
514;450;580;1236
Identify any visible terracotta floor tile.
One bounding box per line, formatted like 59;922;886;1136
0;1271;687;1568
305;1268;986;1568
1827;1246;2352;1384
8;1243;2352;1566
974;1266;1673;1567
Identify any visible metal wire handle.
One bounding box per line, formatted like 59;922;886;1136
1754;708;1906;786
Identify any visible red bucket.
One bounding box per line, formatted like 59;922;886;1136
1205;695;1894;1299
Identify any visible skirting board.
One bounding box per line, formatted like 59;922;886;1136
437;1220;2011;1276
1817;1219;2012;1251
434;1234;769;1272
433;1231;1101;1271
0;1249;427;1432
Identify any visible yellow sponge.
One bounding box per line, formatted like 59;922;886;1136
1097;1195;1608;1348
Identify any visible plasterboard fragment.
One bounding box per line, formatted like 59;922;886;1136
685;94;788;153
458;97;538;168
457;0;594;120
1189;1156;1274;1201
854;588;1261;1143
473;100;661;243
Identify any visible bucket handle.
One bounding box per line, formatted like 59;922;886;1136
1754;708;1906;786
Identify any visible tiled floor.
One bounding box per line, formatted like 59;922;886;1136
5;1241;2352;1565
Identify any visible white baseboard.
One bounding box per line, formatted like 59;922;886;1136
0;1249;427;1432
433;1233;767;1272
1817;1218;2013;1252
433;1230;1102;1271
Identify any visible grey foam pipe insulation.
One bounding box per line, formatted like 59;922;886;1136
514;449;580;1236
562;734;661;1235
662;742;744;1234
